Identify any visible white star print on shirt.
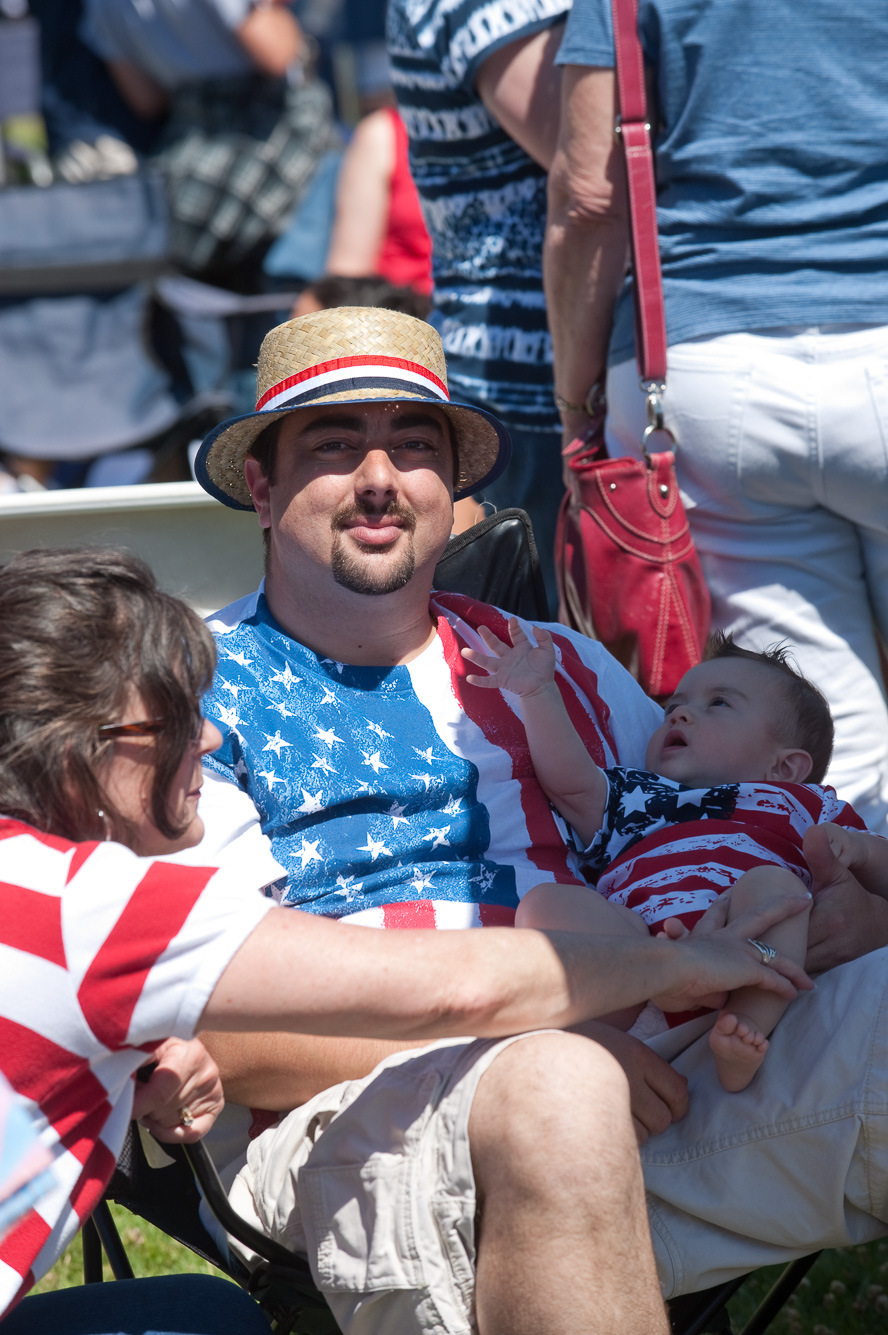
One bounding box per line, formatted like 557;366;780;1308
367;721;393;740
262;731;292;756
297;838;323;868
334;874;364;899
297;788;325;814
388;801;410;826
443;796;464;816
361;750;390;774
414;745;435;765
358;834;393;861
226;650;253;668
411;773;432;790
314;725;343;747
320;688;335;705
422;826;451;849
272;701;296;719
221;681;242;698
257;769;283;790
271;663;299;691
216;703;241;729
311;754;337;775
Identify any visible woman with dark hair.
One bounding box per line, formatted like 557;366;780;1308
0;547;807;1335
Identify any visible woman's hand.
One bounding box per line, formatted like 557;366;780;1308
132;1037;224;1144
462;618;557;696
649;893;813;1013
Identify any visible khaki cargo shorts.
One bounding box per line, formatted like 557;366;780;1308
228;1034;534;1335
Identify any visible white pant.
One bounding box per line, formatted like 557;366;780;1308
608;325;888;832
642;946;888;1296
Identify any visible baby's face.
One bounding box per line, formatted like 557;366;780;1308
645;658;789;788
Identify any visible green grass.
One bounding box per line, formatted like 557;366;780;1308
31;1203;232;1293
32;1212;888;1333
726;1239;888;1334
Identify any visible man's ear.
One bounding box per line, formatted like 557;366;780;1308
243;456;272;529
767;748;814;784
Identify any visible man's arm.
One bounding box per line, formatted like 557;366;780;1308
199;1030;419;1109
474;23;565;170
544;65;630;453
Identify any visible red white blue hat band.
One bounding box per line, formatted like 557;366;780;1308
195;307;511;511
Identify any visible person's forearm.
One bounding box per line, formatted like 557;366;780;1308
199;1030;420;1108
519;684;607;843
544;66;629;445
203;899;808;1039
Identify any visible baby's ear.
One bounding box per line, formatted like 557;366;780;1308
768;748;813;784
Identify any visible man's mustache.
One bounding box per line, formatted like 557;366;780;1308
332;499;417;534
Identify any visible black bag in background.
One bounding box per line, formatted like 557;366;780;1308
433;509;549;622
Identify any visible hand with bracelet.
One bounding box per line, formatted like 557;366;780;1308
554;380;606;479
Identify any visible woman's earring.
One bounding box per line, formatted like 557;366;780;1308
96;810;111;842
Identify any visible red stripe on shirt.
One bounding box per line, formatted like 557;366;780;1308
77;861;216;1049
0;818;73;853
0;1209;50;1288
383;899;437;928
478;903;516;926
0;1019;112;1160
68;1139;117;1226
0;883;65;968
434;598;581;884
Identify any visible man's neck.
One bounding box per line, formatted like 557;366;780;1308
263;574;439;666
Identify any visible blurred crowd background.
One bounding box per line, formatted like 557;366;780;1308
0;0;432;495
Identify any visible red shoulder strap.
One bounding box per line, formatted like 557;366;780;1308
612;0;667;386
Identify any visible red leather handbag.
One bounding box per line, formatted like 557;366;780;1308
555;0;710;699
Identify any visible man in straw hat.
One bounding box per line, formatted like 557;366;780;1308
183;304;692;1331
181;307;881;1329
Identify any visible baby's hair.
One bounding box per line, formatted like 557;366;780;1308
704;631;834;783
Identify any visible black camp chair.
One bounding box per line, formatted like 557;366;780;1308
81;508;818;1333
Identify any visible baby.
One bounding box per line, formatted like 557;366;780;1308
462;622;887;1090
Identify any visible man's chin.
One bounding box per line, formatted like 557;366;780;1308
331;545;417;597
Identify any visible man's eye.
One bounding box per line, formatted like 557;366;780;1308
397;438;435;452
710;696;729;707
315;440;350;454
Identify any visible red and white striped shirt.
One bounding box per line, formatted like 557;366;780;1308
0;819;273;1317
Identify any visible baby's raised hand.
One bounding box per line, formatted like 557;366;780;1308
461;617;557;696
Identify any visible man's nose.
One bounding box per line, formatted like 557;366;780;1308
354;447;399;497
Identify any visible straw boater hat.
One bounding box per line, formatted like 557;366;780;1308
195;306;512;509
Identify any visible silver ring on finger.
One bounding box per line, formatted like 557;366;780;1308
178;1105;194;1128
747;938;776;966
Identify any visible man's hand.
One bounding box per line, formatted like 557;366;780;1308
804;823;888;972
132;1037;224;1144
574;1023;688;1144
462;618;557;696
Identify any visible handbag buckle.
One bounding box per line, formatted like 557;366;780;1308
640;380;676;461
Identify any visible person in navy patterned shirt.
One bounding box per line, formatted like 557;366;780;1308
466;622;885;1089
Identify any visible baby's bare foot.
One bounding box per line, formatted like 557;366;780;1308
710;1011;769;1092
